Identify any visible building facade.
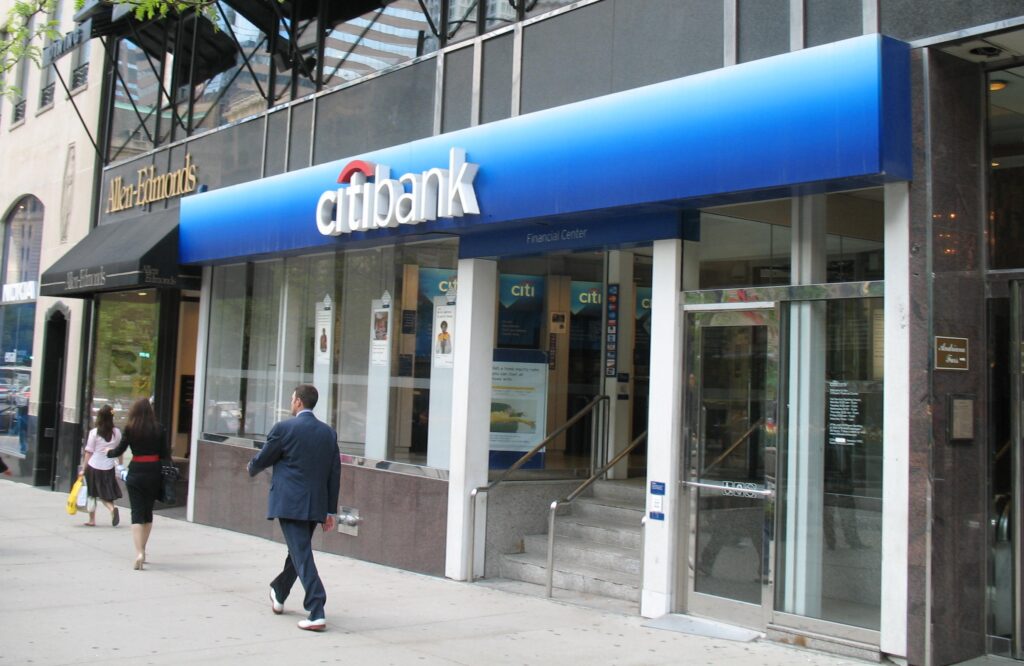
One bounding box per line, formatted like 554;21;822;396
0;0;101;490
26;1;1024;664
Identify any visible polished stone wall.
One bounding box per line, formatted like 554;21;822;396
192;440;448;576
905;48;989;666
483;480;580;577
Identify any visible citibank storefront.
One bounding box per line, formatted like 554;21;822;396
179;34;911;657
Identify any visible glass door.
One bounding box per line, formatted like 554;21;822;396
1008;282;1024;659
682;304;778;629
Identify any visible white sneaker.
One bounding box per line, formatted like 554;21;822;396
297;618;326;632
269;588;284;615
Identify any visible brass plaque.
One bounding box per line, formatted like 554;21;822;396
934;336;968;371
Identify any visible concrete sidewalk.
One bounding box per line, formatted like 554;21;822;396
0;480;866;665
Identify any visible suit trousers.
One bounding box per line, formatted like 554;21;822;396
271;518;327;620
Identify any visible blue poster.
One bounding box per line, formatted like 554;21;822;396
570;281;603;351
498;273;545;348
416;268;457;357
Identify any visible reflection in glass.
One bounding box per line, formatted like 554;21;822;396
776;297;883;630
190;9;269;131
203;241;458;467
108;39;161;162
691;313;773;605
696;213;791;289
698;190;884;290
321;2;440;89
525;0;578;20
90;291;160;429
989;66;1024;270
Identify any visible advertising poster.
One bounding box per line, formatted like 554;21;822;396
489;349;549;467
371;307;390;365
313;295;334;421
498;273;545;348
417;267;457;357
433;304;456;368
635;286;652;348
570;281;603;351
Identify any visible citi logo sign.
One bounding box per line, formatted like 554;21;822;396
316;147;480;236
578;288;602;305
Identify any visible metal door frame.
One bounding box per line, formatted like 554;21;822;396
677;282;885;645
679;300;778;630
1011;281;1024;659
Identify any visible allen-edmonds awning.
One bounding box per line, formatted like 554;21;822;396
40;212;199;297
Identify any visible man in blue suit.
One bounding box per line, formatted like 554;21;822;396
248;384;340;632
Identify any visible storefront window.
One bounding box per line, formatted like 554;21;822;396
989;66;1024;270
491;250;651;476
0;195;42;442
203;261;281;438
699;189;883;289
202;241;458;467
90;291;160;427
776;297;884;630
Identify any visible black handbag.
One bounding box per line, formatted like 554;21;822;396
160;462;181;505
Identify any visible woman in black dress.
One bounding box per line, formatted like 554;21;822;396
107;398;170;570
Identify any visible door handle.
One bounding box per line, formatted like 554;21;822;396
682;479;774;499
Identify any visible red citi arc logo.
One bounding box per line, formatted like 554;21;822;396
316;148;480;236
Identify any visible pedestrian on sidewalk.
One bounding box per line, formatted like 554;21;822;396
107;398;170;570
81;405;123;527
247;384;340;632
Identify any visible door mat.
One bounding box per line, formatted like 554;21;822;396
643;613;762;642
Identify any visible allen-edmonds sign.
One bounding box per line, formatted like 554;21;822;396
316;148;479;236
106;155;199;213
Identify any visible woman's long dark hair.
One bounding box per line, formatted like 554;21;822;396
124;398;159;444
96;404;115;442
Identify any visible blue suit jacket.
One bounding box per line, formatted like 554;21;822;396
247;411;341;523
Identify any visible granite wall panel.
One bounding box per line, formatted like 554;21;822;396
905;48;989;666
193;441;449;576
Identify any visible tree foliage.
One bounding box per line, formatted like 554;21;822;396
0;0;218;98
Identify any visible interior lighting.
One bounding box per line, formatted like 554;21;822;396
989;79;1008;92
971;46;1003;58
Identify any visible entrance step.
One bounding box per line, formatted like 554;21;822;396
495;479;645;605
499;550;641;602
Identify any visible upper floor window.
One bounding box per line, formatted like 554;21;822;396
39;0;63;107
3;196;43;286
70;35;90;90
12;19;32;123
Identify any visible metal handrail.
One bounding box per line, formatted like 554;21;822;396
466;394;610;581
545;430;648;597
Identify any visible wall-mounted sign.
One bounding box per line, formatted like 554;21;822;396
498;274;545;348
106;154;199;213
316;147;479;236
649;481;665;521
827;380;864;446
42;20;90;67
490;349;549;467
949;394;974;442
934;336;969;371
1;281;36;303
605;283;619;377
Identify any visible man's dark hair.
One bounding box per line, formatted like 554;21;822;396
294;384;319;409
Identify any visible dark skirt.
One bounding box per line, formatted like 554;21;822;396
126;462;162;524
85;466;123;502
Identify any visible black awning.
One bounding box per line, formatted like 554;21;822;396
40;214;199;297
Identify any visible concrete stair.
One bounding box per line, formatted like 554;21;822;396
498;479;645;603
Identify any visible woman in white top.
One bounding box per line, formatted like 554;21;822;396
80;404;123;527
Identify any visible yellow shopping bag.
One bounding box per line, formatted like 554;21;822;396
66;477;83;515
